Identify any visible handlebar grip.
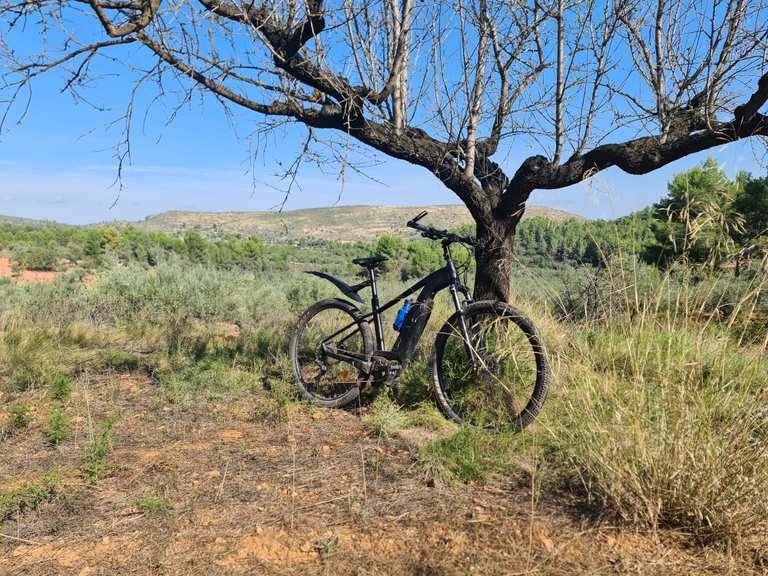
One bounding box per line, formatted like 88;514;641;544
408;210;428;225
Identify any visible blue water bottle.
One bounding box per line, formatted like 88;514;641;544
393;300;412;331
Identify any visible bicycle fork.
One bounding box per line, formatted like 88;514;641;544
449;284;479;368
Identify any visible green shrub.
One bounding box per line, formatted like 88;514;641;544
46;404;71;446
82;414;120;481
0;472;61;521
6;400;33;432
18;244;58;271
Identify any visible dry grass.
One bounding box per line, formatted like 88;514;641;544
532;260;768;548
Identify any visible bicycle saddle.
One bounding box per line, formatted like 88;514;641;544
352;256;388;268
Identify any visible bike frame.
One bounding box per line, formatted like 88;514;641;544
321;241;476;373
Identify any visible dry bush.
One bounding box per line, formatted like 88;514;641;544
547;268;768;546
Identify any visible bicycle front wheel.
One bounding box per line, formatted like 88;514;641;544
432;300;549;432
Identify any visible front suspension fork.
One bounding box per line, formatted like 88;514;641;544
449;285;478;368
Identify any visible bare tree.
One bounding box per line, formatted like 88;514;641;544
1;0;767;300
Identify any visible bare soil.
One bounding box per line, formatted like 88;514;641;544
0;258;59;284
1;373;761;575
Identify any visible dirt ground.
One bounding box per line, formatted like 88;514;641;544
0;258;59;284
0;373;762;575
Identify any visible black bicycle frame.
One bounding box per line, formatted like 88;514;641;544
321;241;473;372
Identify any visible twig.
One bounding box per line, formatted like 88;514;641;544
296;495;349;511
0;533;42;546
216;460;230;501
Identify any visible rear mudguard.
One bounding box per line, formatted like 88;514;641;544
306;271;367;304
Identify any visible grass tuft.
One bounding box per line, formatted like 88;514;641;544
46;404;71;446
133;490;173;514
417;427;518;483
363;391;409;438
548;284;768;545
82;414;120;481
47;372;73;402
0;472;62;521
4;400;33;436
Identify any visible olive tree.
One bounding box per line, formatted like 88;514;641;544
2;0;767;300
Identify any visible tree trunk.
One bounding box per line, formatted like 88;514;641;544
473;212;521;303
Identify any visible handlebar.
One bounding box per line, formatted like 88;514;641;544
406;211;475;247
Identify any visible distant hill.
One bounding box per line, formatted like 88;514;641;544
0;214;59;228
117;204;583;242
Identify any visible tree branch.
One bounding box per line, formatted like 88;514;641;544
500;71;768;217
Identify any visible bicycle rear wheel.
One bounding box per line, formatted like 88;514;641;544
432;300;549;432
289;298;373;408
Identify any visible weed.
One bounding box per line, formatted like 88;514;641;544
47;404;71;445
47;372;73;402
82;414;120;481
0;472;61;521
133;490;173;514
314;534;338;556
363;391;408;438
6;400;33;432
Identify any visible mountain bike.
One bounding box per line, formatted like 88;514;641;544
289;211;550;431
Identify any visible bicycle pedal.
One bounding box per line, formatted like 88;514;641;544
384;361;402;386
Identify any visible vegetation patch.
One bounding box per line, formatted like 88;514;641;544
98;350;143;372
363;392;409;438
5;400;33;433
158;359;260;405
1;330;61;391
418;427;519;483
550;317;768;545
0;472;63;521
82;414;121;481
133;490;173;514
46;372;73;402
46;404;71;446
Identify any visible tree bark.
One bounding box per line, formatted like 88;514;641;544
473;210;522;303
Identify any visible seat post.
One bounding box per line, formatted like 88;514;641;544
368;267;384;349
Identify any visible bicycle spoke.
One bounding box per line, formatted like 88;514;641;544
294;305;368;402
437;306;540;430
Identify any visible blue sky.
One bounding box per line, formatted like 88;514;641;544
1;40;765;225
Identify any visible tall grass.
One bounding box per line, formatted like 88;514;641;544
543;258;768;545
